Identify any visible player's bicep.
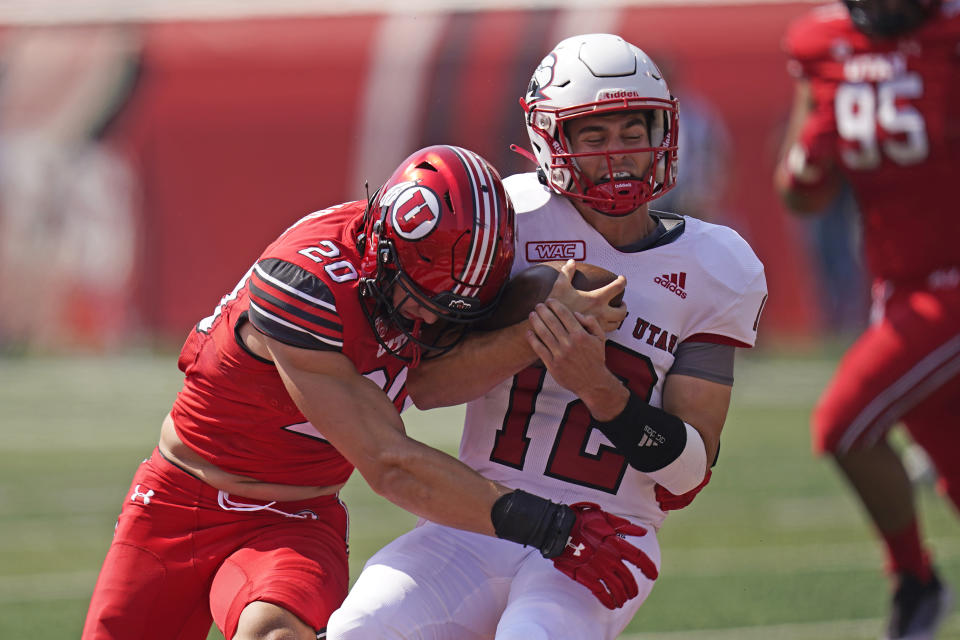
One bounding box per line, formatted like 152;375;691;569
247;258;345;351
262;336;408;476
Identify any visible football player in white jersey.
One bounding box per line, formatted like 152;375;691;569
328;34;768;640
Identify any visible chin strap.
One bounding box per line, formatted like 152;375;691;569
509;143;538;165
408;319;423;368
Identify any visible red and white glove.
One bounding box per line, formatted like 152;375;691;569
655;468;712;512
552;502;658;609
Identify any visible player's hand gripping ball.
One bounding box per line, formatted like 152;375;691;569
481;261;622;330
552;502;659;609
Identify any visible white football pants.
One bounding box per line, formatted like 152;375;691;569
327;520;660;640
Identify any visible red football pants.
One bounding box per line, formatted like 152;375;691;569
82;448;349;640
812;275;960;509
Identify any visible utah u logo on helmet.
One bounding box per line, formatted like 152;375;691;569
358;145;516;363
389;185;442;240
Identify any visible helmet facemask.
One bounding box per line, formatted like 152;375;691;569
358;222;476;366
525;101;678;216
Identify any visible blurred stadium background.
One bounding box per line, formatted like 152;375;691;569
0;0;955;638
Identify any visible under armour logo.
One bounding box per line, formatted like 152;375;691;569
130;484;154;505
565;537;586;557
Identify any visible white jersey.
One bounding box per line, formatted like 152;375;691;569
460;172;768;529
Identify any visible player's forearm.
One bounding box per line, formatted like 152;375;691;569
661;374;729;467
275;356;511;534
576;369;630;422
408;322;539;409
775;80;843;215
361;434;510;535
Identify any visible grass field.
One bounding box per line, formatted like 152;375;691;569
1;350;957;639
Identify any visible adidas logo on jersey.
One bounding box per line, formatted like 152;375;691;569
654;272;687;299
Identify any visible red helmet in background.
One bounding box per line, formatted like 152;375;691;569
842;0;940;38
359;145;516;362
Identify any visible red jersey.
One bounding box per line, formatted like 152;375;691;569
784;1;960;281
170;201;413;486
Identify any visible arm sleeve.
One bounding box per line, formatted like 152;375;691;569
668;341;736;386
247;258;344;351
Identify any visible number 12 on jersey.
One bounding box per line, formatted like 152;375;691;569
489;343;657;494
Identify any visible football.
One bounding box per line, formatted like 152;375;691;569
480;261;622;330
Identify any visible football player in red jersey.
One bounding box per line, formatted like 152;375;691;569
776;1;960;637
81;145;644;640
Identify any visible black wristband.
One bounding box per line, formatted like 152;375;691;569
490;490;576;559
593;391;687;472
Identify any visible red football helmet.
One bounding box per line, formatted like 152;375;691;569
842;0;940;38
520;33;679;217
358;145;516;363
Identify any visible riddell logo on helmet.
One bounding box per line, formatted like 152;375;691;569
598;89;639;100
448;299;472;310
654;272;687;299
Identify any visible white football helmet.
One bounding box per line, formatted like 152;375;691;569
520;33;679;216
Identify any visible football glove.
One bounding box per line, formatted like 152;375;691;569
783;117;839;188
552;502;658;609
655;468;712;511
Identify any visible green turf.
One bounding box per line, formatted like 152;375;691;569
0;351;956;639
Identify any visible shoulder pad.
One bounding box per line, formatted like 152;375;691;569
504;172;553;214
683;220;767;347
784;6;851;63
247;258;344;350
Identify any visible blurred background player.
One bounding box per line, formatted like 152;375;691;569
329;33;767;640
776;1;960;638
82;144;647;640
